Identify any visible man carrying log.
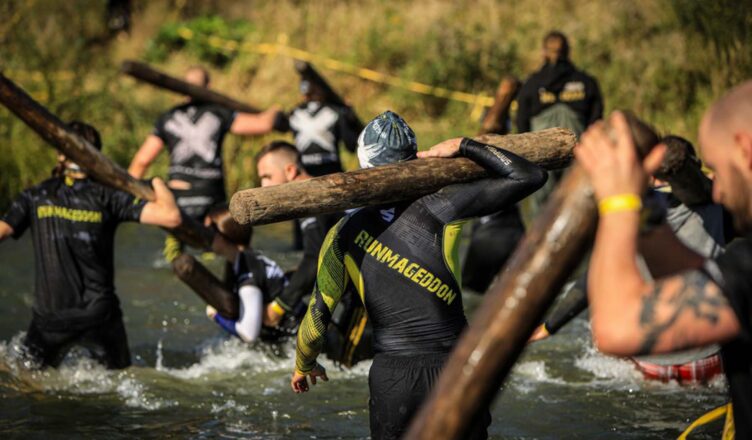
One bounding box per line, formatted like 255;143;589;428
255;141;371;366
289;111;547;439
0;121;181;369
128;66;282;261
275;76;361;177
576;82;752;437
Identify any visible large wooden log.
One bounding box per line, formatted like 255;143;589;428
404;113;661;440
229;128;576;225
294;60;364;131
173;254;239;319
479;76;520;135
0;72;215;250
121;60;260;113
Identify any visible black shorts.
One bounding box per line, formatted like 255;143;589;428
171;183;226;221
368;353;490;440
23;310;131;370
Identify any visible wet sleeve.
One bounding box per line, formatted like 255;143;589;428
426;138;548;224
1;190;32;238
272;111;291;132
295;220;348;373
338;106;362;153
107;188;147;223
544;275;589;334
587;77;604;126
152;112;168;142
707;237;752;340
234;285;264;342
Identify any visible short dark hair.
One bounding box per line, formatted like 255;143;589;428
207;204;253;246
543;30;570;62
255;140;303;168
68;120;102;151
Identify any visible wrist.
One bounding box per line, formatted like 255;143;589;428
598;193;642;216
270;301;286;316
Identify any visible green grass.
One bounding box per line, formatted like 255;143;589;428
0;0;749;209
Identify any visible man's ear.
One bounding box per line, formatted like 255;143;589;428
284;162;299;181
735;131;752;170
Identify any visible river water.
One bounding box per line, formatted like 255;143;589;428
0;222;728;439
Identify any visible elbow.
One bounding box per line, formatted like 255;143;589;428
591;316;641;357
237;328;260;343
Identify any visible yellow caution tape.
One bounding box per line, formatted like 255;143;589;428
176;28;496;110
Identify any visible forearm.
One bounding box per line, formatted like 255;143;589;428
235;285;263;342
0;221;13;242
128;161;149;179
588;212;647;353
295;291;331;373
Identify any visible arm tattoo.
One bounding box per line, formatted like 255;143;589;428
637;270;726;355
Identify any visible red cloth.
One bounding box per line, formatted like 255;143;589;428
633;354;723;384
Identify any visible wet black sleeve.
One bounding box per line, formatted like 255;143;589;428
1;189;32;238
275;217;326;312
273;111;291;132
338;106;362;153
544;275;589;334
426;138;547;224
106;188;147;223
587;77;604;127
710;237;752;340
152;111;169;142
217;107;237;132
515;80;534;133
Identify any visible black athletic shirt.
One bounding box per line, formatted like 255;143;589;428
277;101;359;176
295;138;547;373
153;102;236;190
516;60;603;133
1;177;146;330
273;212;342;314
705;236;752;437
234;249;288;304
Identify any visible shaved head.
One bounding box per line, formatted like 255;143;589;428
185;66;210;88
255;141;307;187
699;80;752;232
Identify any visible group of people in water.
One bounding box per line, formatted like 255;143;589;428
1;29;751;439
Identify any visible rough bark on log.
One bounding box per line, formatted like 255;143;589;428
0;72;215;250
479;76;520;135
121;60;260;113
229;128;576;225
173;254;239;320
403;113;661;440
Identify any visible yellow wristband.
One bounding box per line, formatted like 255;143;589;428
598;194;642;216
270;301;286;316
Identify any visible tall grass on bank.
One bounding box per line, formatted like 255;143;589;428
1;0;750;209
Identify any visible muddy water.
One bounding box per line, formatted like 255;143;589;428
0;223;727;438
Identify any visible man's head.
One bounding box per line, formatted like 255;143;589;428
357;111;417;169
300;79;325;102
699;80;752;232
185;66;210;88
255;140;307;187
543;31;570;65
56;120;102;174
206;204;253;247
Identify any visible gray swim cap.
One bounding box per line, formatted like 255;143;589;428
357;111;417;168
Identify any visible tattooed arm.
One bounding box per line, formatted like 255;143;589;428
587;209;740;356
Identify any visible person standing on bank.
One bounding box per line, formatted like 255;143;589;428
290;111;547;439
0;121;181;369
128;65;283;261
575;82;752;437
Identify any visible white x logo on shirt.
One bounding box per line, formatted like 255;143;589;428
289;104;339;153
164;111;223;164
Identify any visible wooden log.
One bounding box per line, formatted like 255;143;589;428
294;60;364;131
121;60;260;113
479;76;520;135
229;128;576;225
404;113;661;440
173;254;239;319
0;72;215;250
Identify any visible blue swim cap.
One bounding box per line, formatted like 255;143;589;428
357;111;417;168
